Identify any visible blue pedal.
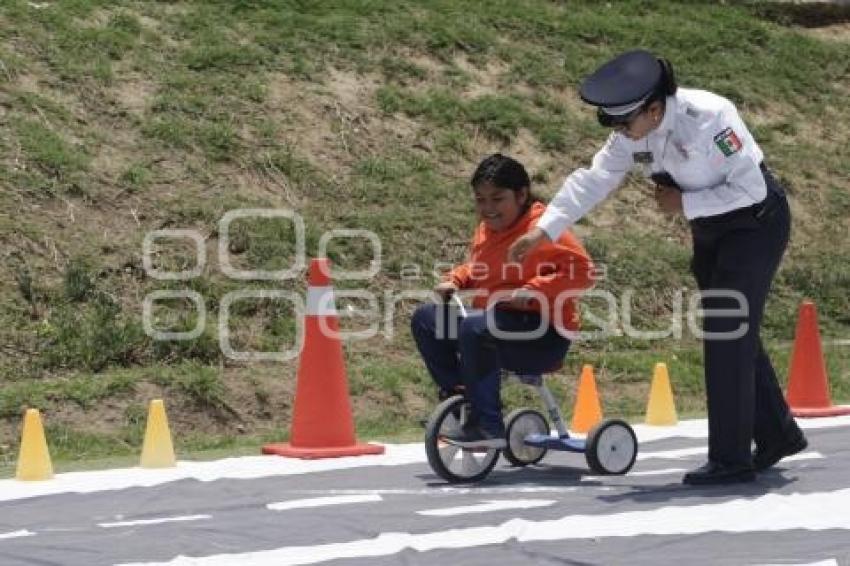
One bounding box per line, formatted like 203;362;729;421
524;434;586;453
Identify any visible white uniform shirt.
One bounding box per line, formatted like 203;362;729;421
537;88;766;239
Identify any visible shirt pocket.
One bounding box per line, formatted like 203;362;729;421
673;147;724;191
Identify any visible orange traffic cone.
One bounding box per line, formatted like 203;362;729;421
263;258;385;459
571;364;603;433
786;300;850;418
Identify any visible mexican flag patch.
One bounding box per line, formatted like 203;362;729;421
714;127;743;157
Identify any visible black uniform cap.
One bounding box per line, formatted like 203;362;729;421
580;49;662;115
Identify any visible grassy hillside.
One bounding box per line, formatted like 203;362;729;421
1;0;849;472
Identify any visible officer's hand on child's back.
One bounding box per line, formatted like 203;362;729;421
507;227;549;263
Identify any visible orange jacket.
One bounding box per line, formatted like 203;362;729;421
446;202;595;331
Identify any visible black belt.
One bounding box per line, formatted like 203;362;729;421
690;163;783;227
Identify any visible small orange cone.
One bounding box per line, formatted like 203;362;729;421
786;300;850;418
645;362;678;426
263;258;385;459
16;409;53;481
140;399;176;468
571;364;603;433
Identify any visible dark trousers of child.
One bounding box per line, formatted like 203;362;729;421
411;302;570;435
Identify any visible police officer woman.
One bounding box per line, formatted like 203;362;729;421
508;50;807;485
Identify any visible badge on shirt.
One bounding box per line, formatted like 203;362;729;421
632;151;654;164
714;127;743;157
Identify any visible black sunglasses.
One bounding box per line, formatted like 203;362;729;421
597;105;645;128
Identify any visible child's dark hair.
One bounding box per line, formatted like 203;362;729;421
470;153;543;207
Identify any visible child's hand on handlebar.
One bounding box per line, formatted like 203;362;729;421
497;288;535;310
433;281;459;300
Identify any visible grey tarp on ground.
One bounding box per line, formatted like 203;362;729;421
1;424;848;566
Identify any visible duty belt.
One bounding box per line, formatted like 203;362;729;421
690;163;784;227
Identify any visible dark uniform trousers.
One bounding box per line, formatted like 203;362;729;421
689;165;802;467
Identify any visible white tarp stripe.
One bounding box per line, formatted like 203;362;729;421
784;451;824;463
0;530;35;540
637;446;706;461
582;468;687;482
267;495;382;511
283;487;580;496
306;286;336;316
629;467;687;476
638;445;824;463
0;445;416;503
631;414;850;443
98;515;211;528
798;415;850;431
637;447;824;463
3;417;849;504
416;499;556;517
117;487;850;566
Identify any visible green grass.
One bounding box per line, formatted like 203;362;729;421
1;0;849;465
0;371;136;419
15;118;89;177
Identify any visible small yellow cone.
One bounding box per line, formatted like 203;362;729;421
571;365;603;433
646;362;678;426
140;400;176;468
16;409;54;481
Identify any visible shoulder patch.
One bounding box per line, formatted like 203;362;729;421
685;106;699;118
713;127;743;157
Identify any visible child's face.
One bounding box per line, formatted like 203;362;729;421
473;182;528;232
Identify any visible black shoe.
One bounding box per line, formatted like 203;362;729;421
753;435;808;471
443;424;506;449
682;461;756;486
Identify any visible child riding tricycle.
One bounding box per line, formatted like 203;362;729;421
410;154;638;483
